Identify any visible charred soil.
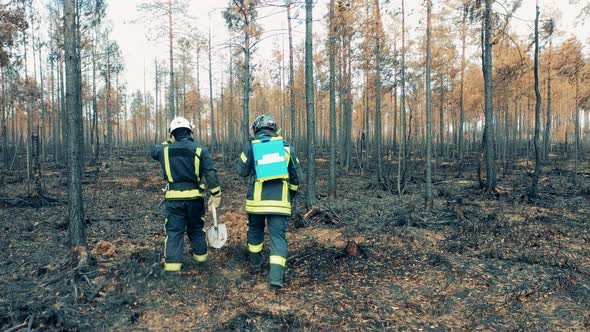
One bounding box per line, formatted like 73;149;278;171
1;152;589;331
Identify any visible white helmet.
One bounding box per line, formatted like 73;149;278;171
169;116;193;134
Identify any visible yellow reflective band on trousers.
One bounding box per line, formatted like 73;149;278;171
288;183;299;191
269;255;286;267
164;146;174;182
193;253;208;262
164;262;182;271
165;189;203;199
240;152;248;163
248;242;263;253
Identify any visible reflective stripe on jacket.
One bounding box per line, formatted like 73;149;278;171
151;137;220;200
237;131;301;216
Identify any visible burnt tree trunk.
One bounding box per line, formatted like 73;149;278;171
482;0;497;192
530;2;542;198
305;0;317;208
64;0;87;266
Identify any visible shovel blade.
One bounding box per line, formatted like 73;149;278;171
207;223;227;249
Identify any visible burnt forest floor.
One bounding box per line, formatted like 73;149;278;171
0;150;589;331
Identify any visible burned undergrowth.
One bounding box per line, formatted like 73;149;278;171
0;153;589;330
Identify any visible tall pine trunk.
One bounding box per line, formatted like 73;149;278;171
374;0;383;182
64;0;87;266
425;0;433;209
242;4;251;143
196;49;202;141
328;0;337;198
397;0;407;194
543;38;552;160
305;0;316;208
208;24;216;147
458;1;467;176
482;0;497;192
168;0;175;119
105;35;113;158
574;75;579;187
287;0;296;144
92;30;99;162
343;35;353;170
439;76;444;157
1;66;7;169
530;2;542;198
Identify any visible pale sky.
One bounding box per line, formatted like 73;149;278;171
105;0;589;97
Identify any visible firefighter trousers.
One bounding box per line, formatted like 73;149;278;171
163;198;207;271
247;214;288;286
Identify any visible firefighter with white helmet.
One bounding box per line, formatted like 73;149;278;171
151;116;221;272
237;114;301;289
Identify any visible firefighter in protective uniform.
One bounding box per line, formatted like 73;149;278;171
237;114;301;288
151;116;221;272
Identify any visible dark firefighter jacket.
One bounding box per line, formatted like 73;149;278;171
237;130;301;216
151;136;220;200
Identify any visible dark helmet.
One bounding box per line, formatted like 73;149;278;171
252;114;277;134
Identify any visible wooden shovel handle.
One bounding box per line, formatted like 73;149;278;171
211;205;218;229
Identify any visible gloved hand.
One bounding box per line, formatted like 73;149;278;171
208;194;221;211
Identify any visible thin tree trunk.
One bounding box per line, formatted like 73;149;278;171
38;36;46;163
105;35;113;158
114;71;119;148
305;0;316;208
92;30;99;162
482;0;497;192
208;24;216;147
391;29;398;162
328;0;337;198
50;55;57;164
23;27;33;181
530;2;542;198
229;34;234;147
287;0;296;144
439;76;445;158
196;48;202;141
1;66;7;169
458;2;466;176
143;63;148;145
543;38;552;160
425;0;433;209
242;2;251;143
125;93;129;146
574;75;579;187
168;0;175;119
154;60;159;143
397;0;407;194
374;0;383;182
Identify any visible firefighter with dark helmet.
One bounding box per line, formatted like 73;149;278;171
151;116;221;272
237;114;301;289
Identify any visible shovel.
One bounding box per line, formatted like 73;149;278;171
207;205;227;249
